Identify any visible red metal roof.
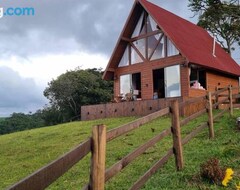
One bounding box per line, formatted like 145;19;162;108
139;0;240;76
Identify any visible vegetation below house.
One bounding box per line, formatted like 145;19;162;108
1;110;240;189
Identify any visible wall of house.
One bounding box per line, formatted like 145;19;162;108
180;66;189;97
189;89;206;97
113;55;186;100
206;71;239;92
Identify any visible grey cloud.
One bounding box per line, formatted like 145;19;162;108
0;0;133;58
0;0;193;59
0;66;48;116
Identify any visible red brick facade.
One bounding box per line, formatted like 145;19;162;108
114;58;239;100
114;55;186;99
206;72;239;92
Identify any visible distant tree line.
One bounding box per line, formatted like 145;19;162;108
0;68;113;135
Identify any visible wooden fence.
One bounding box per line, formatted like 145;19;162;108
7;86;240;190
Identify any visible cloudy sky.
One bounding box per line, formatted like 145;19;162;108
0;0;239;117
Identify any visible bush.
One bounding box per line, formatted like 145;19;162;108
200;158;225;185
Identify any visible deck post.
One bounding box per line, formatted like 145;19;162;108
171;100;184;171
89;125;106;190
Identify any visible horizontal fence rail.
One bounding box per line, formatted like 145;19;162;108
180;108;207;127
105;127;172;182
129;148;174;190
8;139;91;190
106;107;170;141
179;95;206;107
8;86;240;190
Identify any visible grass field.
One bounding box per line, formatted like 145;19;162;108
0;110;240;190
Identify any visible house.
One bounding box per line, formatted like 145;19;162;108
81;0;240;121
103;0;240;101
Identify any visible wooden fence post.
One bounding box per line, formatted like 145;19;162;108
89;125;106;190
228;85;233;116
207;92;214;139
171;100;184;171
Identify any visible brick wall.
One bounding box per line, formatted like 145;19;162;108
180;66;189;97
189;88;206;97
206;72;239;92
113;55;186;99
113;56;239;101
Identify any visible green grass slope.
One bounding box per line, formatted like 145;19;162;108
1;111;240;190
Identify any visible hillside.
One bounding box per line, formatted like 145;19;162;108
1;111;240;189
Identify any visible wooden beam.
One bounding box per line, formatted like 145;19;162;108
121;37;131;42
105;127;171;181
130;30;161;42
182;122;208;145
130;41;146;62
129;149;173;190
8;139;91;190
179;95;206;108
106;107;170;141
148;33;164;60
107;68;115;72
180;108;207;127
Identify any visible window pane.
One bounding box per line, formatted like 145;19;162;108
133;39;145;59
120;74;131;95
165;65;181;97
131;47;143;64
151;37;164;60
148;34;160;58
167;38;179;56
132;12;145;38
147;15;158;32
118;46;129;67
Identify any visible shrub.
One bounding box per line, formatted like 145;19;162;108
200;158;225;185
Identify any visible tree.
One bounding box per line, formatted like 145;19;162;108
0;112;45;135
188;0;240;54
44;68;113;123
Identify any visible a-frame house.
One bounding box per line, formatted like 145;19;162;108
103;0;240;101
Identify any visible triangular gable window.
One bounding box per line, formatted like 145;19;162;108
133;39;145;59
119;46;129;67
132;12;145;38
167;38;179;56
131;47;143;64
147;14;158;33
150;35;165;60
118;11;179;67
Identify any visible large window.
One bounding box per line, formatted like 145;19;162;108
165;65;181;97
120;73;141;98
153;65;181;98
118;11;179;67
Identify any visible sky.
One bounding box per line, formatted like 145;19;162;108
0;0;239;117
